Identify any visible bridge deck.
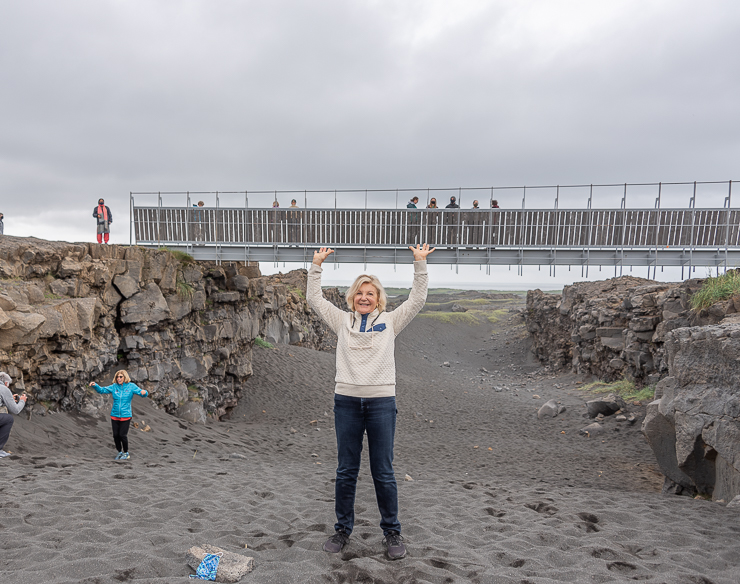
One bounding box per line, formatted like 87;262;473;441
131;206;740;269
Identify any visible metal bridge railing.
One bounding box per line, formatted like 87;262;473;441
132;206;740;250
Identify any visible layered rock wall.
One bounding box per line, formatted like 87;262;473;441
526;276;714;384
0;236;341;422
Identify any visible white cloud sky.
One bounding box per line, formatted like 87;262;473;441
1;0;738;287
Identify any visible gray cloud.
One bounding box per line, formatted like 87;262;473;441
0;0;738;249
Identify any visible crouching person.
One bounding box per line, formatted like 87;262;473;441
0;372;27;459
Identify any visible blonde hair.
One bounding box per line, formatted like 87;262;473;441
346;274;387;313
113;370;131;384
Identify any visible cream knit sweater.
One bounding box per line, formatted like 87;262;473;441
307;261;428;397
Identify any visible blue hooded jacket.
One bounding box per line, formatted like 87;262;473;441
92;381;148;418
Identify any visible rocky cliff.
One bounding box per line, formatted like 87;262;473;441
526;276;718;384
526;274;740;502
0;236;341;423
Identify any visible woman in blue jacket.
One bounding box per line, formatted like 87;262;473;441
89;370;148;460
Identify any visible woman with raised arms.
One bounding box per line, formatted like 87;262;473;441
307;243;435;560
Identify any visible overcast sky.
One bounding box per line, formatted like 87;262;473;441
1;1;738;287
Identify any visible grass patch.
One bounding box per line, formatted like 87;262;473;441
288;285;305;300
418;311;481;325
254;337;275;349
418;307;510;326
580;379;655;402
485;308;509;323
159;247;196;265
176;275;195;301
690;271;740;311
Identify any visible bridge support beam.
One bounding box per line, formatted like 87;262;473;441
143;243;740;268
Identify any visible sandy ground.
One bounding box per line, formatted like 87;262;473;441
2;294;740;583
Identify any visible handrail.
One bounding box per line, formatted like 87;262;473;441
129;180;737;211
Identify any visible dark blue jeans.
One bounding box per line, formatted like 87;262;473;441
333;394;401;536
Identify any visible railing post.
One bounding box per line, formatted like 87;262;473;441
157;191;161;249
585;184;593;277
653;182;662;278
184;191;190;245
129;191;133;246
620;183;627;276
724;180;732;273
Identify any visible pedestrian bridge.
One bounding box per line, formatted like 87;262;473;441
129;181;738;276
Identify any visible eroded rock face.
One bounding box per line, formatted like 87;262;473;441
641;322;740;501
0;235;341;422
526;276;710;383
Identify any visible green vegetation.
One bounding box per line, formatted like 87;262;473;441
159;247;196;265
187;385;202;402
254;337;275;349
288;285;305;299
418;307;510;326
425;298;508;308
485;308;509;323
43;292;64;300
690;270;740;311
329;286;532;296
418;311;481;325
176;274;195;301
580;379;655;402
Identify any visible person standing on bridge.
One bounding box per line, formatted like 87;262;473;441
288;199;300;244
406;197;420;244
445;196;460;246
308;243;435;561
93;198;113;244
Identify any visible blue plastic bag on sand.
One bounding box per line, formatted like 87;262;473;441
189;552;222;581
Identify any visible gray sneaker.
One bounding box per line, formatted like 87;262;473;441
0;450;11;458
323;530;349;553
383;532;406;560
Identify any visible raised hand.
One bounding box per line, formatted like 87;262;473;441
313;247;335;266
409;243;436;261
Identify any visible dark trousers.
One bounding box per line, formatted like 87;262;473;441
111;419;131;452
333;394;401;536
0;413;14;450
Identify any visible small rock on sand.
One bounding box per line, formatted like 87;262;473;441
586;393;627;418
187;544;254;583
537;399;559;419
579;422;604;438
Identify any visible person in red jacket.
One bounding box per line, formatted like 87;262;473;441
93;198;113;243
